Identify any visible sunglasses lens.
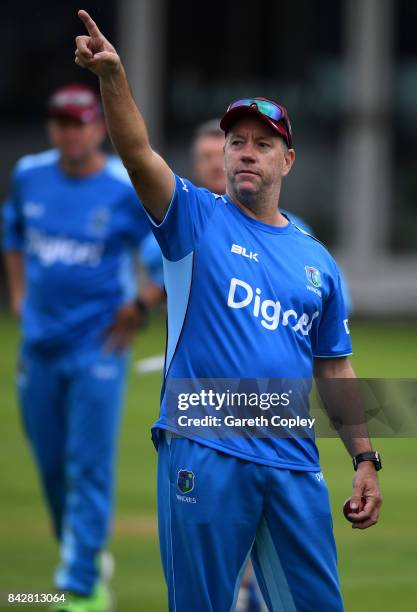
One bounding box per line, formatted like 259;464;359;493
228;99;254;111
253;100;282;121
228;99;283;122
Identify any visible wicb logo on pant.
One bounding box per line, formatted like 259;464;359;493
177;469;195;494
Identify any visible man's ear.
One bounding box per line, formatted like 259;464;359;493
282;148;296;177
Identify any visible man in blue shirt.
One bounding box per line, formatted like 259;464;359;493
76;11;382;611
2;83;163;611
192;119;311;612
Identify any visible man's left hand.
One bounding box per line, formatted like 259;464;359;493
104;302;146;352
346;462;382;529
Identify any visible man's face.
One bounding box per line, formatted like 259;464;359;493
47;116;106;163
193;134;226;193
224;116;295;204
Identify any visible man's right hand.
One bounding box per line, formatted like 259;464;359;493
75;10;120;77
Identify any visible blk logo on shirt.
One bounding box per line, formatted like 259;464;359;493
231;244;259;262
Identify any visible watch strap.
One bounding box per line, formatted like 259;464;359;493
353;451;382;471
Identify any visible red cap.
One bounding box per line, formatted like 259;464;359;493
220;98;293;148
47;84;102;123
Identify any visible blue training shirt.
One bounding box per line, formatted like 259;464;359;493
2;150;162;353
146;174;352;469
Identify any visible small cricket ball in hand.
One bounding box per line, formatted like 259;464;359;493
343;496;366;520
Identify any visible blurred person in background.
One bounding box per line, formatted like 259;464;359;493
2;83;164;612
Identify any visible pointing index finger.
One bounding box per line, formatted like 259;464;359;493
78;9;102;38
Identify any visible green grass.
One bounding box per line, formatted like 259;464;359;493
0;313;416;611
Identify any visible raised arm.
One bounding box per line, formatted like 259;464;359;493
75;10;174;222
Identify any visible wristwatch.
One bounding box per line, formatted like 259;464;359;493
353;451;382;471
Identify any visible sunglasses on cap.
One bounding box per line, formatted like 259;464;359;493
221;98;293;148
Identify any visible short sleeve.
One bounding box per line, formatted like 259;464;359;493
2;167;24;251
312;266;352;358
143;174;217;261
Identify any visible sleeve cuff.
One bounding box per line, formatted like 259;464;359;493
313;351;353;358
